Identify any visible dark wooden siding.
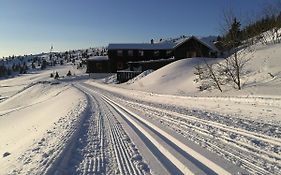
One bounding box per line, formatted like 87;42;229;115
105;38;218;73
128;59;174;71
117;71;142;83
108;49;173;71
174;38;215;59
86;60;113;73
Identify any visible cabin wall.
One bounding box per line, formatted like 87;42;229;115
105;38;218;73
128;59;174;71
86;60;113;73
108;49;172;71
174;38;214;59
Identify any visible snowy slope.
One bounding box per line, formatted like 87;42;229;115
0;82;87;174
0;64;85;99
126;58;222;95
241;43;281;96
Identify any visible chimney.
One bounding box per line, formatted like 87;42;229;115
151;39;154;44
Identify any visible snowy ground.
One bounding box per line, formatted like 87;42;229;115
0;43;281;175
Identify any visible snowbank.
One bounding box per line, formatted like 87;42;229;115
125;69;153;85
127;57;221;95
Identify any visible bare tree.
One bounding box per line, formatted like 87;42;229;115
194;60;223;92
218;46;254;90
204;60;223;92
194;64;204;82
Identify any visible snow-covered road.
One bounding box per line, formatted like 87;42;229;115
1;77;280;174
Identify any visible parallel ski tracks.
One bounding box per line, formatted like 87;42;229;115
76;85;149;175
77;84;234;175
81;95;107;175
117;98;281;175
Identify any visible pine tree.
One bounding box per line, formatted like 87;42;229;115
226;18;242;49
54;72;59;79
66;70;72;76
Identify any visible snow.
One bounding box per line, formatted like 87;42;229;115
0;64;84;99
1;34;281;174
125;57;222;95
102;74;118;84
116;42;281;97
78;40;281;174
126;70;153;85
0;82;87;174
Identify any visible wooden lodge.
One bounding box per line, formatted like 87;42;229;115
87;36;219;82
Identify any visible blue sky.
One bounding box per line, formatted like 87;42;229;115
0;0;274;57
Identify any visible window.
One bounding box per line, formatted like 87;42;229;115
117;50;123;57
138;50;144;57
154;50;160;57
128;50;133;56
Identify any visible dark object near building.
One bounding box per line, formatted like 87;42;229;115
128;58;175;72
117;70;142;83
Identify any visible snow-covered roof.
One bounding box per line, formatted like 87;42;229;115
197;36;219;52
108;36;218;52
88;56;109;61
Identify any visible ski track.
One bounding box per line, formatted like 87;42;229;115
7;81;280;175
80;82;281;175
117;99;280;175
44;84;151;175
77;83;239;175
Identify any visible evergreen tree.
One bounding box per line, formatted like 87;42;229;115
66;70;72;76
226;18;242;48
54;72;59;79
